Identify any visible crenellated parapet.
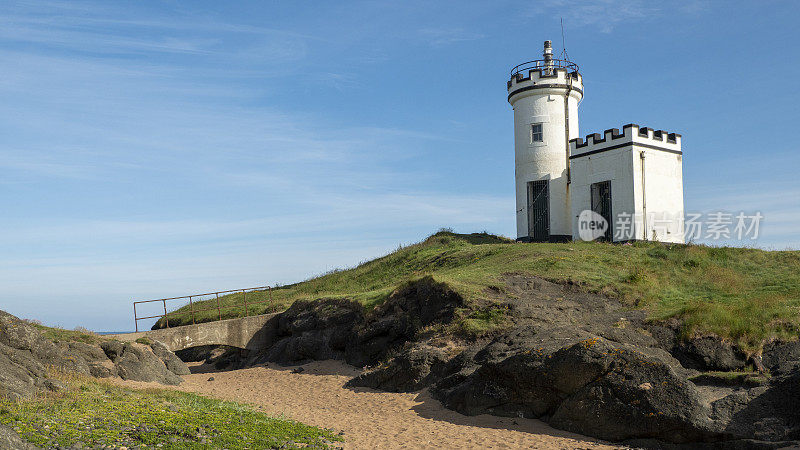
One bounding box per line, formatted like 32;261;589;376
507;67;583;103
570;124;681;158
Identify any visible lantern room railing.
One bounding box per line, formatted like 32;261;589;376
510;58;580;77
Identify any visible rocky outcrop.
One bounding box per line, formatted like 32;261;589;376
100;341;186;385
708;368;800;442
346;343;450;392
251;276;464;368
149;340;191;376
650;323;749;371
0;310;188;401
255;298;364;364
0;311;80;401
429;329;713;443
347;276;463;367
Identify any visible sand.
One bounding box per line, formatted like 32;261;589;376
116;360;624;449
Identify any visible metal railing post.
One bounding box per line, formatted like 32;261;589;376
133;302;138;332
216;293;222;321
189;296;195;325
163;299;169;328
268;286;272;310
243;289;248;317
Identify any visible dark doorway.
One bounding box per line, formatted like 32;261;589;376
591;181;613;241
527;180;549;241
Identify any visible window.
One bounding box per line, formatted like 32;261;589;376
530;123;543;143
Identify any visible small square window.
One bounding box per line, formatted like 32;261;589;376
531;123;543;143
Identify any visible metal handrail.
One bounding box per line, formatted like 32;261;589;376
510;58;579;77
132;285;273;332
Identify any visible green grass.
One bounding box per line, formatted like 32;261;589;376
0;377;341;449
25;321;104;345
157;231;800;351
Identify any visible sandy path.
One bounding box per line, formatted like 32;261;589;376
117;360;623;449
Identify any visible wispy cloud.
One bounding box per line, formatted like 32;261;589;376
417;28;485;47
530;0;658;33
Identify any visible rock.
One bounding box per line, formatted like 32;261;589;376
101;341;182;385
0;423;39;449
255;298;364;365
249;277;465;368
549;341;711;443
64;342;107;363
432;331;712;443
676;336;748;371
291;366;305;374
347;276;464;367
0;311;103;400
148;341;190;376
0;342;48;400
710;367;800;441
762;340;800;375
347;343;450;392
174;344;249;370
87;362;117;378
99;340;124;360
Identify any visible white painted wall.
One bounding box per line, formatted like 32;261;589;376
508;68;582;240
570;125;684;243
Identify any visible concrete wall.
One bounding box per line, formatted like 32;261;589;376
107;313;278;352
508;68;583;240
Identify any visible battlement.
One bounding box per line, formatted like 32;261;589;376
570;124;682;157
507;67;583;92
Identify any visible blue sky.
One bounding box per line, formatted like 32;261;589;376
2;0;799;331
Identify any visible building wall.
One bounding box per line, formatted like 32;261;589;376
632;151;685;243
508;69;582;240
570;146;635;241
569;125;684;243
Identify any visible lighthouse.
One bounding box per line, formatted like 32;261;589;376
507;40;583;242
508;40;685;243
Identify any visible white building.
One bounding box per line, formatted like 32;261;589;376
508;40;684;243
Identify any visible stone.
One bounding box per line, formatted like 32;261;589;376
347;343;450;392
102;342;182;385
0;424;38;449
149;340;190;376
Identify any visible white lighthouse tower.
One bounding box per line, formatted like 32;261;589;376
508;40;582;241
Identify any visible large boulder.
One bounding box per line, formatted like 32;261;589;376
762;340;800;375
100;341;182;385
149;340;191;375
347;276;464;367
549;342;711;442
252;276;465;368
255;298;364;364
710;367;800;441
432;331;712;443
346;343;450;392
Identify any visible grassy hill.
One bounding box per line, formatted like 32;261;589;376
157;231;800;350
